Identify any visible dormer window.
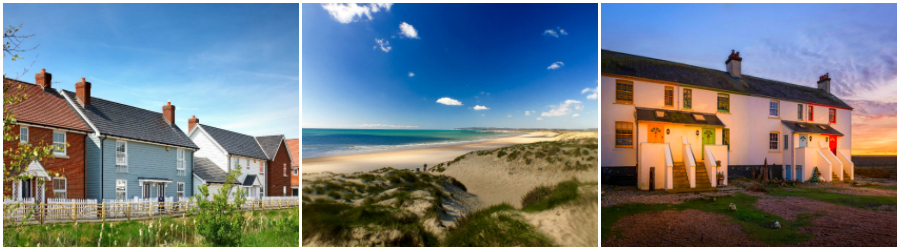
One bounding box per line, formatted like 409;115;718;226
818;125;827;130
692;114;706;121
655;111;666;118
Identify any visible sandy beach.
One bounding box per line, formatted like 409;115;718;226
301;132;560;173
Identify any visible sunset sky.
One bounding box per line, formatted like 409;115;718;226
602;3;897;155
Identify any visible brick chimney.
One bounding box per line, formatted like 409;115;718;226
163;101;175;125
75;78;92;106
725;50;742;78
188;115;199;132
817;73;831;93
35;68;52;89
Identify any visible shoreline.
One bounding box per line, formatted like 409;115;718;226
303;132;521;159
301;132;559;174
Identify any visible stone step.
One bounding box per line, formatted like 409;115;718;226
666;187;717;193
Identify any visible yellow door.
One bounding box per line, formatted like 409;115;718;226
648;123;665;143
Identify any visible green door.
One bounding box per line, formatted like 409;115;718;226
701;128;716;160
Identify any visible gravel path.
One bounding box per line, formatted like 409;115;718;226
602;209;766;247
755;196;897;247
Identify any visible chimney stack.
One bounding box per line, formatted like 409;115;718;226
35;68;52;89
817;73;831;93
725;50;742;78
163;101;175;125
188;115;199;132
75;77;92;106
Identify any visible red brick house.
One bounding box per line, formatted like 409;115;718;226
285;138;299;196
3;69;93;202
256;135;295;197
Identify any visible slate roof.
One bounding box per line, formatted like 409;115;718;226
198;124;269;159
781;120;844;136
285;139;299;167
60;90;198;149
193;157;239;184
3;79;92;132
255;135;284;161
636;107;726;127
601;50;853;109
242;174;258;186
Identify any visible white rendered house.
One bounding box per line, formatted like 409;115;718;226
601;50;854;192
187;117;268;199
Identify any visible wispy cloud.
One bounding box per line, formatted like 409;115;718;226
321;3;392;23
375;38;392;52
408;72;414;77
525;110;531;116
547;61;564;70
507;114;512;118
399;22;419;39
541;100;583;117
473;105;489;110
581;84;598;100
481;114;485;117
537;117;543;121
543;27;568;38
436;97;462;106
358;124;418;128
572;113;580;118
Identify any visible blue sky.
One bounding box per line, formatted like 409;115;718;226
302;3;599;130
3;3;300;138
602;3;897;154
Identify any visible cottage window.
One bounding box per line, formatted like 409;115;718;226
664;86;674;107
808;105;814;121
53;131;66;155
829;108;836;123
283;163;288;177
233;158;239;170
683;89;692;109
769;101;779;117
615;80;633;104
717;93;730;113
769;132;779;150
19;126;28;144
116;179;127;200
723;128;730;151
784;135;789;150
52;177;66;199
797;104;804;120
260;161;264;173
176;182;185;200
283;186;287;197
615;122;633;148
177;149;186;176
116;141;128;173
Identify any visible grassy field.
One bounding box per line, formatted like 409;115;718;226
768;186;897;209
3;208;298;247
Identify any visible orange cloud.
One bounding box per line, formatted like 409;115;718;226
851;115;897;155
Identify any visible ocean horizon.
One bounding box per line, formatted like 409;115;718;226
301;128;514;159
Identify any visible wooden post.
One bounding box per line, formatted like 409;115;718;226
101;203;106;222
148;203;152;219
72;203;77;223
126;203;130;220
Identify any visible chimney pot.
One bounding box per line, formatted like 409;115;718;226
75;77;92;106
35;68;52;89
817;73;832;93
188;115;199;132
726;50;742;78
163;101;176;125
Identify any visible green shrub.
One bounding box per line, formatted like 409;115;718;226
497;150;507;158
191;168;248;246
442;204;553;247
358;173;378;182
521;179;579;212
506;150;519;162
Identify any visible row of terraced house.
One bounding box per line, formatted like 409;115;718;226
3;69;301;203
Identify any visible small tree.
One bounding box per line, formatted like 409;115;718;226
190;167;248;246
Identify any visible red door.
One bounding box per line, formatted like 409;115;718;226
828;135;837;155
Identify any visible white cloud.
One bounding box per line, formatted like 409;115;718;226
559;29;568;35
321;3;392;24
537;117;543;121
572;113;580;118
543;27;567;38
375;39;392;52
408;72;414;77
542;100;584;117
358;124;418;128
547;61;564;70
581;85;598;100
473;105;489;110
436;97;462;106
525;111;530;116
543;29;558;38
399;22;419;39
507;115;512;118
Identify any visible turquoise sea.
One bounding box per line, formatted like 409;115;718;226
302;129;512;158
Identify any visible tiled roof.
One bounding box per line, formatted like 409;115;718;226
193;157;239;184
285;139;299;167
242;174;258;186
601;50;853;109
255;135;284;161
636;107;726;127
3;79;92;132
781;120;844;136
60;90;198;149
198;124;269;160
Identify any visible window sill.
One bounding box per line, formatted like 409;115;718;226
769;116;781;119
613;102;634;105
769;150;782;153
717;111;730;114
52;154;69;159
614;146;634;150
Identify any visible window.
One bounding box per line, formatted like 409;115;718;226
116;179;127;200
294;169;299;176
693;114;706;121
283;163;288;177
769;101;779;117
233;158;239;170
177;182;185;199
784;135;789;150
177;149;185;176
683;89;692;109
829;108;836;123
722;128;730;151
615;80;633;104
808;105;814;121
52;178;66;199
615;122;633;148
260;161;264;173
116;141;128;173
52;131;66;155
19;126;28;144
798;104;804;120
283;186;287;197
717;93;730;113
664;86;674;107
769;132;779;150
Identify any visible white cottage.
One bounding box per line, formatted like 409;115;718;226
187;116;268;199
601;50;854;192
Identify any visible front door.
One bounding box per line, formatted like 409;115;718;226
701;128;715;160
158;184;165;202
143;183;151;199
799;134;808;148
647;123;665;143
828;135;837;155
22;178;32;200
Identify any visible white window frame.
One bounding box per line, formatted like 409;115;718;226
177;182;185;199
52;177;67;199
116;141;128;173
19;126;29;144
283;186;287;197
116;179;127;200
798;104;804;120
233;158;239;171
769;132;779;151
283;163;287;177
52;131;67;156
769;100;779;117
177;149;186;176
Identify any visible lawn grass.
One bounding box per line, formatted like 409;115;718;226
769;186;897;209
442;203;553;247
855;184;897;190
3;208;299;247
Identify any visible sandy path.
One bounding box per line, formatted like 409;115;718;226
755;196;897;247
301;132;558;174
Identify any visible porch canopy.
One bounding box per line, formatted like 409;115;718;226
781;121;843;136
22;160;51;180
636;107;726;127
